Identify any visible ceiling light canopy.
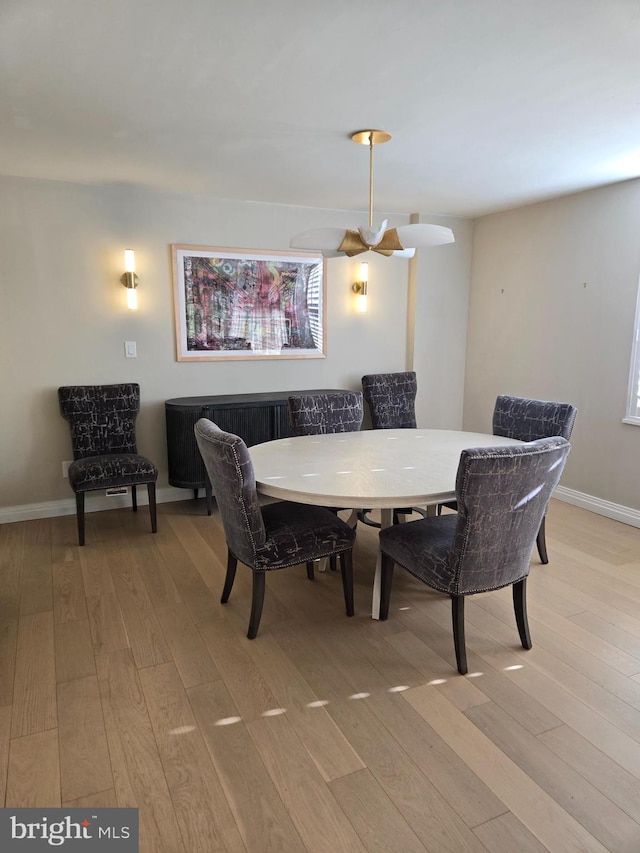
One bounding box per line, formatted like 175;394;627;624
290;130;455;259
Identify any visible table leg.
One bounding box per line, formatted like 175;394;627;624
371;508;394;619
344;509;359;528
370;504;438;618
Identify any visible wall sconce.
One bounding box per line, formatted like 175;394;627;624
352;261;368;313
120;249;138;310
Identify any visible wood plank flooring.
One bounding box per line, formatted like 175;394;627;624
1;498;640;852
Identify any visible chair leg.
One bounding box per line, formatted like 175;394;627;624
75;492;85;547
132;484;138;512
247;572;266;639
306;561;315;580
379;553;395;621
451;595;468;675
513;578;532;649
340;550;354;617
147;483;157;533
221;550;237;603
329;555;337;572
536;516;549;564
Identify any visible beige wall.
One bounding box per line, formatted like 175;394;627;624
465;178;640;510
0;176;472;517
3;171;639;520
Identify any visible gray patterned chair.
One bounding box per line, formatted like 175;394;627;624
494;395;577;563
360;371;425;527
287;391;363;570
287;391;364;435
194;418;355;639
58;383;158;546
361;371;417;429
379;436;571;674
439;395;577;564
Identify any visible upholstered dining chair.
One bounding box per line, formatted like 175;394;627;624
494;395;577;563
194;418;355;639
439;395;577;564
379;436;571;674
287;391;364;436
58;383;158;546
287;391;363;570
361;371;418;429
359;371;425;527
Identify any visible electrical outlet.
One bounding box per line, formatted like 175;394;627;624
62;461;72;478
106;487;128;496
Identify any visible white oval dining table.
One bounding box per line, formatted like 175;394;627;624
250;429;523;618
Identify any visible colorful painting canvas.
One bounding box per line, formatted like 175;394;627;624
171;245;325;361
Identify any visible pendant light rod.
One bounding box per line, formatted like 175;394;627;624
351;129;391;230
368;133;374;228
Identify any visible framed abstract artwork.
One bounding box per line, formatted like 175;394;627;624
171;245;325;361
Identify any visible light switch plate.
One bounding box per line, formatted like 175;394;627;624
125;341;137;358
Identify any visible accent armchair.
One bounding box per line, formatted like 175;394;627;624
360;371;425;527
287;391;364;435
439;394;577;564
379;436;571;673
58;383;158;546
493;395;577;563
194;418;356;638
361;371;417;429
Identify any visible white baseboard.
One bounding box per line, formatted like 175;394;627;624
2;484;639;529
553;486;640;528
0;486;193;525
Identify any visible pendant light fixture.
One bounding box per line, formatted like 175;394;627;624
290;130;454;259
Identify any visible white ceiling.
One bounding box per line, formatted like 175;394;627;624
2;0;640;218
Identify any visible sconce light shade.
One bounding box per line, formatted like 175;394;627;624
352;261;368;312
120;249;138;310
126;288;138;310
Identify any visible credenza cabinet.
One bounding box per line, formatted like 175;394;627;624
165;390;346;511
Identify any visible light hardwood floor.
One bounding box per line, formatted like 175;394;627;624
1;498;640;852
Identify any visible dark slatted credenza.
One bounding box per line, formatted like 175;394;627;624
165;390;346;512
